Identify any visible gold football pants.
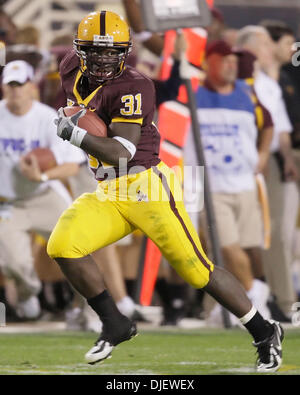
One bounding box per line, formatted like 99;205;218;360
47;161;214;288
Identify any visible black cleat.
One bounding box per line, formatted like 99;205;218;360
253;320;284;373
85;321;138;365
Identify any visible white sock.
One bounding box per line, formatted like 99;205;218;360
117;296;136;318
246;280;271;319
247;279;269;298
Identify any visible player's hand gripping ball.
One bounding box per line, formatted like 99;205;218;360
55;106;107;147
63;106;107;137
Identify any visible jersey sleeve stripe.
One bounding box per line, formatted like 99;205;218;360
111;117;143;125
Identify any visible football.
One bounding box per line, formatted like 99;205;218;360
63;106;107;137
24;147;57;172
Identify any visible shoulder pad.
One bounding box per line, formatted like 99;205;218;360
59;49;79;79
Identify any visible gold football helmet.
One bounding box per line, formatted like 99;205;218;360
74;11;132;82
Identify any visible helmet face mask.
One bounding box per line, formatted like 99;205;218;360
74;11;132;83
76;45;129;83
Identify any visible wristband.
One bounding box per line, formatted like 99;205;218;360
70;126;87;148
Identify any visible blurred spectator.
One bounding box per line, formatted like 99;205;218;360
15;25;39;46
262;19;300;309
7;25;42;69
5;24;52;106
282;60;300;148
154;32;187;107
235;49;259;81
237;25;298;319
221;28;239;47
122;0;168;86
237;26;274;71
40;34;74;109
6;25;51;85
235;49;274;176
232;48;275;289
0;60;85;320
184;41;272;324
122;0;164;57
206;7;226;43
0;9;17;45
0;8;17;100
262;21;300;147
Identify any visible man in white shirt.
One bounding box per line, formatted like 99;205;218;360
0;60;86;319
237;25;298;318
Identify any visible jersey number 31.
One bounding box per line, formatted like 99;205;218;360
120;94;142;116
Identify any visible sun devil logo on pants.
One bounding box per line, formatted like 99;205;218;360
136;190;149;202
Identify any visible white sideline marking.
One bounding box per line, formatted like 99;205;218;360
0;322;66;333
175;361;217;366
0;369;92;375
0;364;157;375
217;367;255;373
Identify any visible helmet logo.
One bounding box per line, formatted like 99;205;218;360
93;35;114;44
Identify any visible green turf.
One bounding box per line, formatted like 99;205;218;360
0;328;299;375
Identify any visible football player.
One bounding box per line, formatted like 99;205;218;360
47;11;284;372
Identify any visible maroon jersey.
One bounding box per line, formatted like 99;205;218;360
59;50;161;180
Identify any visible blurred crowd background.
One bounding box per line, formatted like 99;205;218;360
0;0;300;331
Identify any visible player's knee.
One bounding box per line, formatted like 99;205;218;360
180;265;212;289
187;274;210;289
47;206;87;259
47;229;78;259
47;231;64;259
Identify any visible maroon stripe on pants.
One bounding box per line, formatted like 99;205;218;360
153;167;212;272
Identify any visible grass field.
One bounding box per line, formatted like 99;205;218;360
0;327;300;375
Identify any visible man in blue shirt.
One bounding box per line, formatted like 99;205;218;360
184;40;273;324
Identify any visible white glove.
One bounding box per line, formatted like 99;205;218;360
55;107;87;147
